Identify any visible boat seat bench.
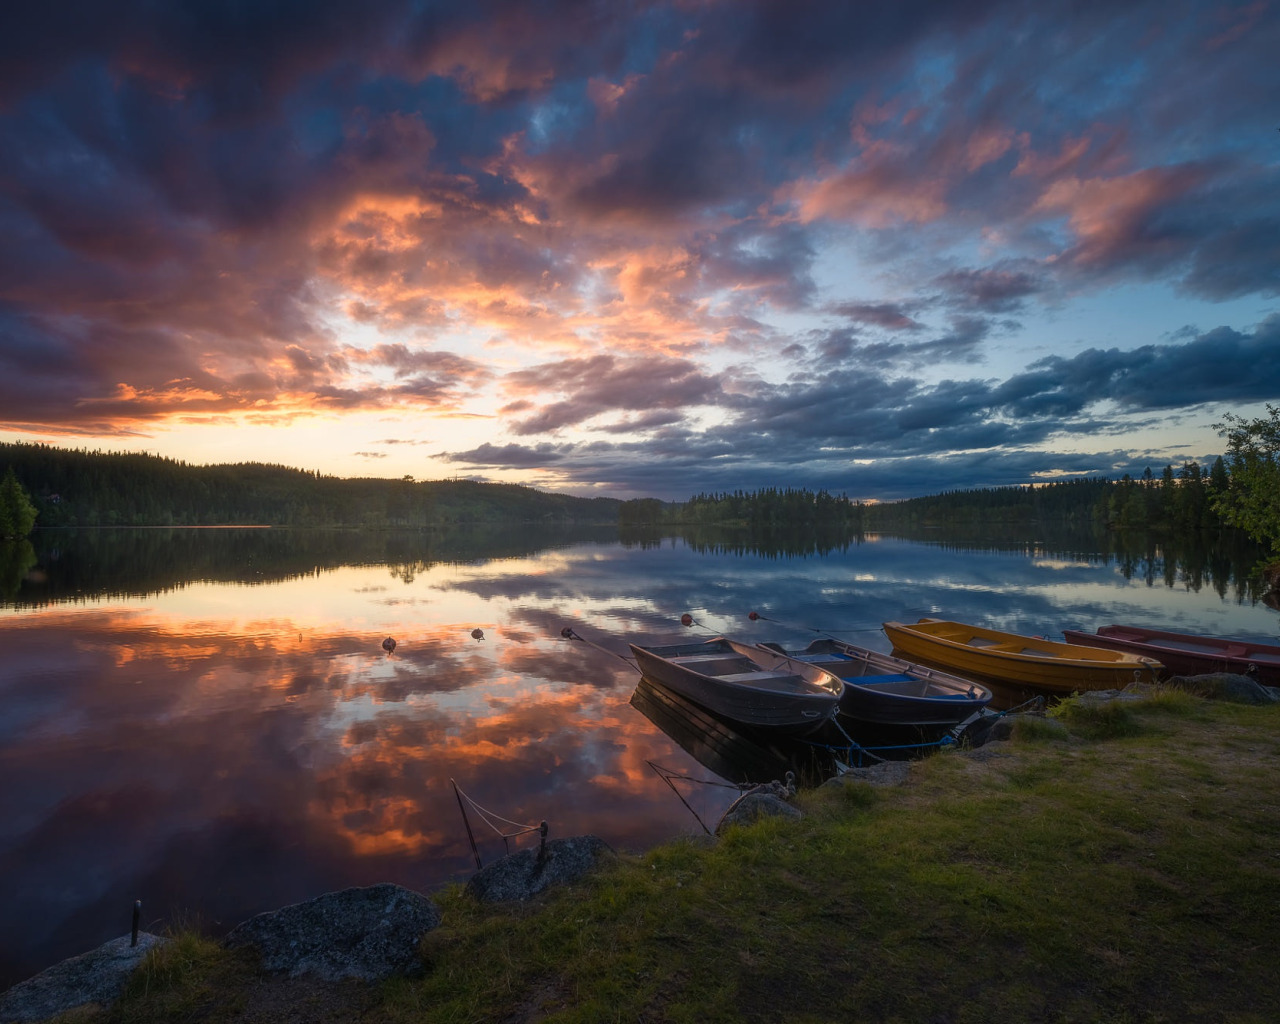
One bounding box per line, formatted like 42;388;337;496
788;652;855;663
720;670;800;682
668;655;756;673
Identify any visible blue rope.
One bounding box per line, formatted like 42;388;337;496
865;735;954;752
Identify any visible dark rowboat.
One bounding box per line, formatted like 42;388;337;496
629;677;822;786
757;638;992;728
628;637;842;734
1062;625;1280;685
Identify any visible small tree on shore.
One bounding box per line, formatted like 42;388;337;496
0;467;37;539
1212;405;1280;556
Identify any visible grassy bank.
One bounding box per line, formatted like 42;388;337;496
78;692;1280;1023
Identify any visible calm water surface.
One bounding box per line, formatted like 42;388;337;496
2;525;1276;985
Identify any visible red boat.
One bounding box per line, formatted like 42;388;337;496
1062;625;1280;686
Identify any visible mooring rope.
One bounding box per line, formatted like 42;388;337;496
645;760;747;835
827;714;887;764
746;610;885;636
450;778;546;867
646;760;745;790
559;625;639;666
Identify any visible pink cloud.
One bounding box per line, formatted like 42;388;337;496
1206;1;1269;49
786;162;948;228
783;123;1021;229
1032;164;1209;268
587;74;646;117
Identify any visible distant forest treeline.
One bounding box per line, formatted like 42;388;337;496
619;488;863;530
0;443;621;527
619;461;1234;535
864;462;1233;533
0;442;1238;535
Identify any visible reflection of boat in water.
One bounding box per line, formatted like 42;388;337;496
628;637;842;735
629;677;838;787
1062;624;1280;685
756;638;991;729
882;618;1163;694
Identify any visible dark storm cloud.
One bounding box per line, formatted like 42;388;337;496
811;315;993;369
688;0;1007;94
437;443;567;469
437;316;1269;498
997;314;1280;413
934;266;1045;313
501;354;722;435
830;302;925;331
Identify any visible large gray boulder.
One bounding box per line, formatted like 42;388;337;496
465;836;613;903
222;883;441;981
1168;672;1279;705
715;790;802;833
0;933;167;1024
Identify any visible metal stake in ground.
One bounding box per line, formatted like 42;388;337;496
451;778;483;870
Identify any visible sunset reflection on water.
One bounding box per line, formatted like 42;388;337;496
0;554;747;987
2;525;1275;986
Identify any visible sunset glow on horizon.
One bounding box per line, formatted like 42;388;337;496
2;1;1277;499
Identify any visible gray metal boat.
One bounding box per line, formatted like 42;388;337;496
629;637;842;734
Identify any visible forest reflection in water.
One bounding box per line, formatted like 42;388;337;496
1;523;1276;987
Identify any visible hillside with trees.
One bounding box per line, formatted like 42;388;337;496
620;488;863;530
0;444;621;527
860;464;1232;534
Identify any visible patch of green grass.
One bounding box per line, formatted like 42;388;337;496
122;930;226;1003
1131;686;1200;715
66;701;1280;1023
1049;693;1145;738
1009;714;1069;743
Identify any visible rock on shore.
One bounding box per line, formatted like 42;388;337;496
0;933;166;1024
465;836;614;902
222;883;441;981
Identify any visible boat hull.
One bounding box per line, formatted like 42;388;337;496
760;638;992;727
630;677;835;787
883;618;1162;693
629;638;841;734
1062;625;1280;686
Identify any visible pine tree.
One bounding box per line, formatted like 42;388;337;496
0;467;38;539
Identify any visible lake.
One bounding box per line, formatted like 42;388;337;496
2;524;1276;987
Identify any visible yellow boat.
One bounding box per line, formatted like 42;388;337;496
882;618;1163;693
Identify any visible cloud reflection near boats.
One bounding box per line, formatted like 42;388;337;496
1;523;1275;986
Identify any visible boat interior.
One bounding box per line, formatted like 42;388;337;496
663;653;819;692
915;623;1103;660
775;650;974;698
1114;633;1277;663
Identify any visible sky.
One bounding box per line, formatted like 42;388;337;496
1;0;1277;501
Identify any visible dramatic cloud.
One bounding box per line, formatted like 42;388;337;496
0;0;1275;496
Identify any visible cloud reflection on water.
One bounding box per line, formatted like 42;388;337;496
1;525;1275;986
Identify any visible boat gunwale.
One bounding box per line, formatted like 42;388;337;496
629;638;844;701
1086;624;1280;661
884;619;1162;673
818;639;990;700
